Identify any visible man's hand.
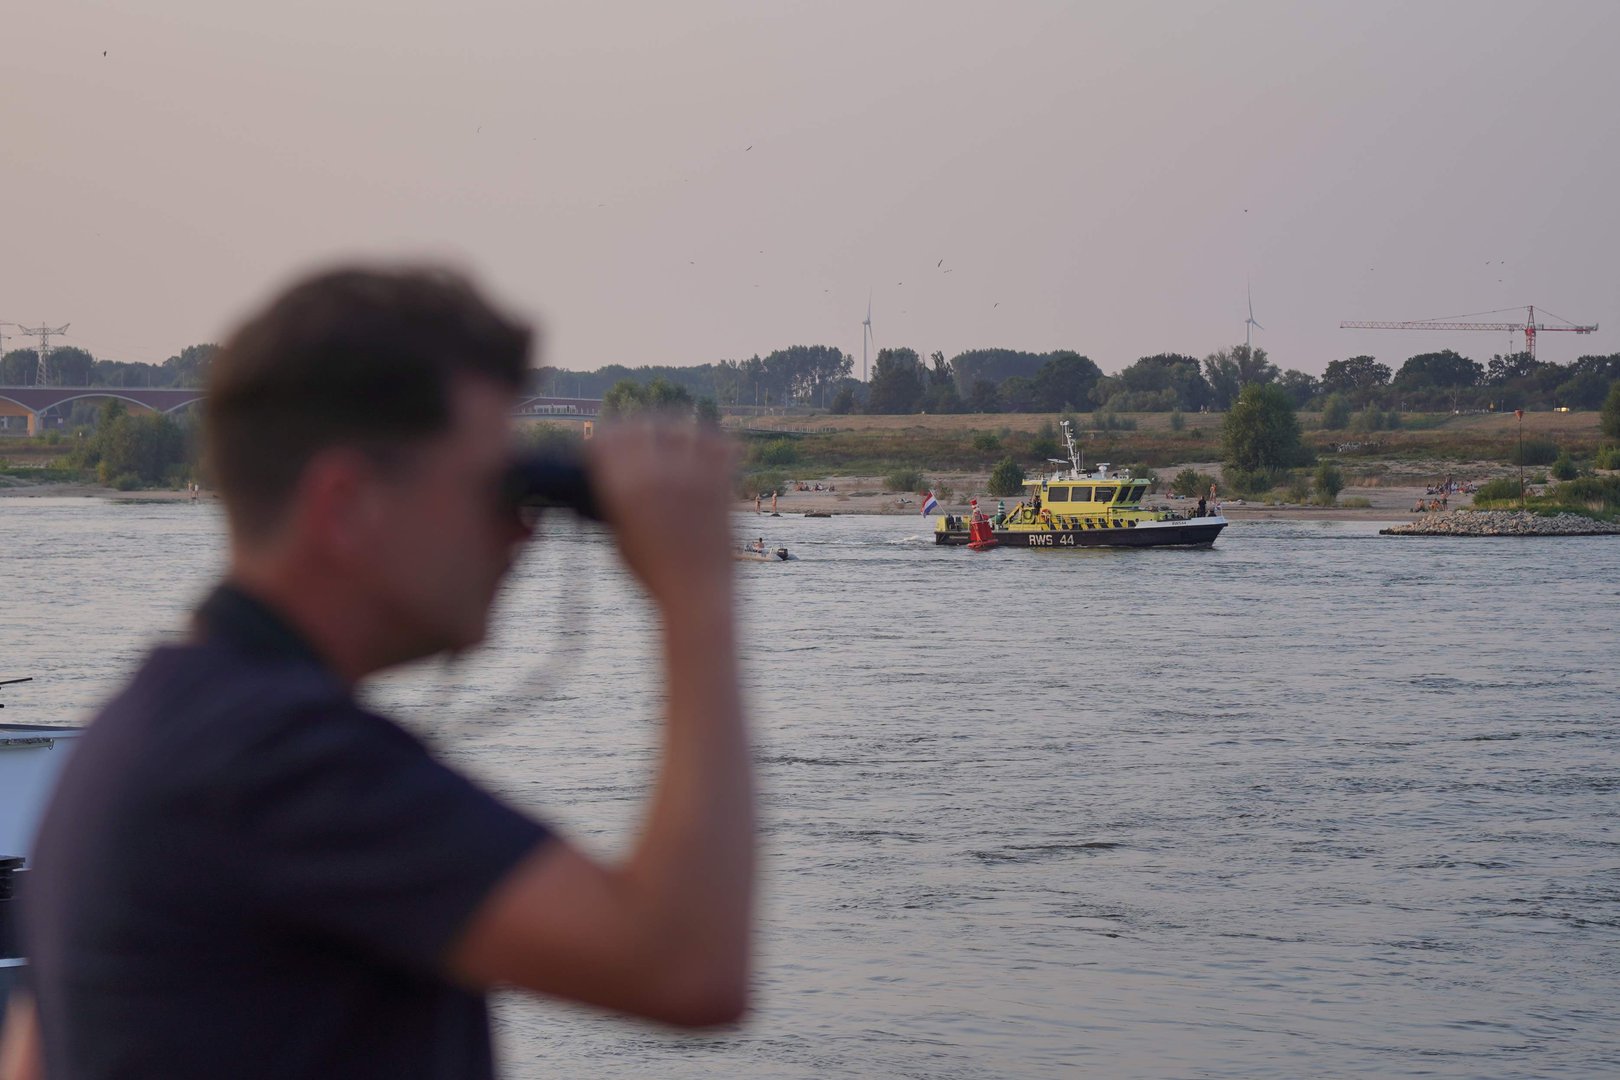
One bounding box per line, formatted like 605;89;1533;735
449;419;753;1026
0;994;43;1080
584;423;736;612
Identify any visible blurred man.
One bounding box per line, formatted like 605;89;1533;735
1;267;753;1079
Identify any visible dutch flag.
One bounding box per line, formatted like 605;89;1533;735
920;491;939;516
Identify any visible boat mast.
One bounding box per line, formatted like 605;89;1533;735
1060;420;1084;477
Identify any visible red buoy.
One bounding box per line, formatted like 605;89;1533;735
967;510;998;551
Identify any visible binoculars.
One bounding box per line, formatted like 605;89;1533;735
502;450;603;522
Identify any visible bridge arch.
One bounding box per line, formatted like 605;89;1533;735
0;388;206;435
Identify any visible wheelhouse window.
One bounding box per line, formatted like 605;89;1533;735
1094;486;1116;502
1070;486;1094;501
1122;484;1145;502
1046;486;1070;502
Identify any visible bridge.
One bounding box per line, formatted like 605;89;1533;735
1;386;600;435
0;386;206;435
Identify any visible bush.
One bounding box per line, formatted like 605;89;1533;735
934;483;955;504
1602;382;1620;440
1320;394;1351;431
987;456;1025;497
736;470;785;499
1285;473;1311;502
884;467;926;493
523;423;582;456
1340;496;1372;508
1096;410;1137;431
1511;437;1559;467
970;431;1002;455
1169;409;1185;432
1350;407;1399;433
1313;462;1345;505
110;472;141;491
1171;468;1215;498
753;438;800;468
1551;453;1578;481
1224;467;1281;497
1596;445;1620;471
1554;474;1620;512
95;412;189;488
1029;421;1059;460
1474;477;1523;503
695;397;722;429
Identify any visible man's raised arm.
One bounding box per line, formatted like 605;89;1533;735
449;423;754;1026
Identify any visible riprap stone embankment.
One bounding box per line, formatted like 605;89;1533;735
1381;510;1620;537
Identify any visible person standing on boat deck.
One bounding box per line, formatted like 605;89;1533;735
4;266;754;1080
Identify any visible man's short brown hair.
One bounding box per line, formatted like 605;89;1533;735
206;265;532;536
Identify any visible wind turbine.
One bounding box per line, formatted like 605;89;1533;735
1244;282;1264;357
861;293;874;382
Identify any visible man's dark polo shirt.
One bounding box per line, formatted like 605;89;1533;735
24;585;549;1079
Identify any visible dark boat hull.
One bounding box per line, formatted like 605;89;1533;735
935;520;1226;548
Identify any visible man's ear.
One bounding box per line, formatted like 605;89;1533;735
293;448;385;566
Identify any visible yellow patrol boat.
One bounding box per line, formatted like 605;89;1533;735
933;422;1227;549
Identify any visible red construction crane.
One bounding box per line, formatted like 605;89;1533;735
1340;305;1597;361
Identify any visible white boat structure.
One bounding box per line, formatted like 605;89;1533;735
1;678;82;1010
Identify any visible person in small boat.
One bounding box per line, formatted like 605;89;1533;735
753;537;765;554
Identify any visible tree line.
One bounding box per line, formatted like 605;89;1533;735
13;336;1616;419
551;344;1620;416
1;344;219;388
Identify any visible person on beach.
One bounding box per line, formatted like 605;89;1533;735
4;266;754;1080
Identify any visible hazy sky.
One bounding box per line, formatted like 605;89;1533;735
5;0;1617;377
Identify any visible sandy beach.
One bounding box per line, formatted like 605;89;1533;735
0;480;210;503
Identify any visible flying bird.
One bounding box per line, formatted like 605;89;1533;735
745;145;752;151
937;259;943;267
993;302;1000;308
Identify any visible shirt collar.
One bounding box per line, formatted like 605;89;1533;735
193;583;327;668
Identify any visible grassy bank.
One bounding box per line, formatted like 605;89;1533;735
732;409;1607;481
1470;474;1620;521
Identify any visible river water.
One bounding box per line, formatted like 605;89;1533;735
4;497;1619;1079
